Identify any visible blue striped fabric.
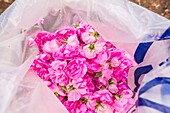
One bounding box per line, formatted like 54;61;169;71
139;77;170;96
134;26;170;112
134;65;153;92
138;98;170;113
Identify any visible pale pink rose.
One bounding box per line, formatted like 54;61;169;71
86;97;96;110
82;41;104;59
110;57;120;67
68;88;87;101
50;60;67;75
99;63;113;85
53;44;79;59
113;97;135;113
94;41;105;53
94;89;113;104
121;89;134;98
72;78;88;94
95;51;108;65
108;84;118;94
43;39;59;53
68;78;88;101
81;93;96;110
82;44;96;59
55;28;76;45
51;85;66;96
82;32;96;44
66;58;87;79
67;34;79;48
68;90;81;101
76;104;87;113
55;73;70;86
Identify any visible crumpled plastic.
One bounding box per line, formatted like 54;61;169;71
0;0;170;113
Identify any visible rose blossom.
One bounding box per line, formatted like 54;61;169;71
82;41;105;59
65;58;87;79
30;22;135;113
67;34;79;48
50;60;67;75
55;73;70;86
93;89;113;104
53;44;79;59
43;39;59;53
82;32;96;44
67;78;88;101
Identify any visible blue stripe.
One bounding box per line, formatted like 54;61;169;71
138;98;170;113
159;27;170;40
139;77;170;96
134;42;153;64
161;84;170;96
134;65;153;92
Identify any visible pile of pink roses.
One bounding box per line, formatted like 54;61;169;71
29;23;135;113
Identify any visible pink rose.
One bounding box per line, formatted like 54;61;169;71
55;28;76;46
68;87;87;101
43;39;59;53
55;73;70;86
121;89;134;98
94;89;113;104
35;32;55;51
87;62;102;73
53;44;79;59
82;32;96;44
95;51;108;65
67;34;79;48
108;84;118;94
52;85;66;96
82;41;104;59
50;60;67;75
66;58;87;79
110;57;120;67
68;90;81;101
68;78;88;101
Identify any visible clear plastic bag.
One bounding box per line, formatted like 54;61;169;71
0;0;170;113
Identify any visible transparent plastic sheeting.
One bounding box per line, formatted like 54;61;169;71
0;0;170;113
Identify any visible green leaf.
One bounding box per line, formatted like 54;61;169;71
61;86;67;91
114;94;121;100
